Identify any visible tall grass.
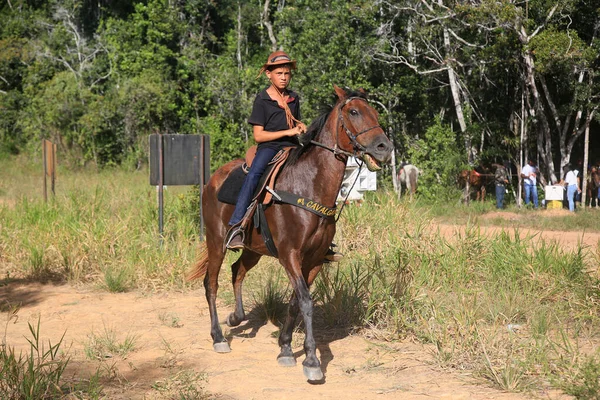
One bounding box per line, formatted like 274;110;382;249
0;317;70;399
316;191;600;394
0;156;201;289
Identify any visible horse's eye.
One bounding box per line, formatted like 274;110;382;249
349;109;358;116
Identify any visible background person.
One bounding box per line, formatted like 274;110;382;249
521;159;539;208
559;165;581;212
494;162;509;209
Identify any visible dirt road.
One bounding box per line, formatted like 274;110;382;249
1;280;570;400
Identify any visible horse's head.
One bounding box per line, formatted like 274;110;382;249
332;85;393;171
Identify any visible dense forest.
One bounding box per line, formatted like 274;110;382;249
1;0;599;197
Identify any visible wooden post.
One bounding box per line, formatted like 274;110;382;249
42;139;57;202
158;134;164;246
42;139;47;203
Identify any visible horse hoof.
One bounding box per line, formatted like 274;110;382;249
226;314;243;327
277;356;296;367
213;342;231;353
303;366;324;382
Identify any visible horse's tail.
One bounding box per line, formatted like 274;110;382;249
187;245;209;281
409;169;418;193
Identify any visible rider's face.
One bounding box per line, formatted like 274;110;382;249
266;66;292;91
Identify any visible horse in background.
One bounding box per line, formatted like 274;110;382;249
397;163;419;200
458;165;494;202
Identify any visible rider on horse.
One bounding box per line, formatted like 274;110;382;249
225;51;342;262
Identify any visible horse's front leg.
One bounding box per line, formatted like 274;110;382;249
277;291;299;366
295;277;322;381
280;259;324;382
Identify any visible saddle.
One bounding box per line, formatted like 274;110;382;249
217;145;294;206
218;145;337;256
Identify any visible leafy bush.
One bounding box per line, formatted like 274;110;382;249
407;118;467;201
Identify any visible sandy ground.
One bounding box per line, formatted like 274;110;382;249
437;210;600;252
1;212;590;399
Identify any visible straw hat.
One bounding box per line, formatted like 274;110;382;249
257;51;296;77
263;51;296;69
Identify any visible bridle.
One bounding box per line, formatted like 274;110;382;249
309;96;383;159
306;96;384;220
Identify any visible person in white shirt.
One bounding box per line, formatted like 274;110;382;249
521;159;539;208
559;165;582;212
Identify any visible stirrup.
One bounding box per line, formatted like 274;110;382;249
225;226;245;251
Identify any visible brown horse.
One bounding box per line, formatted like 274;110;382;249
188;86;393;382
458;168;494;202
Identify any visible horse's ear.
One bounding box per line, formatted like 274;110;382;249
333;85;347;100
358;88;367;95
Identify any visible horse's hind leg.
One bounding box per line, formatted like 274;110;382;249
203;240;230;353
227;250;262;327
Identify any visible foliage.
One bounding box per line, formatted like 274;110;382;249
407;118;466;201
0;0;599;187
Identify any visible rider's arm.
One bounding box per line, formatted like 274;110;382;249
253;124;305;143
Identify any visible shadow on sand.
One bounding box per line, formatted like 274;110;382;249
224;304;355;384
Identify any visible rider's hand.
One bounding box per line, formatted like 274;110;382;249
296;122;306;134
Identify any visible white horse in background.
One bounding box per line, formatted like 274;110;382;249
398;163;419;200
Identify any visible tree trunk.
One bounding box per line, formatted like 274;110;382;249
441;12;471;164
261;0;278;51
582;107;598;207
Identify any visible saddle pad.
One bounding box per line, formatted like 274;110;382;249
217;166;246;205
217;163;277;205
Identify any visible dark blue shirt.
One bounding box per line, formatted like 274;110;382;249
248;88;301;150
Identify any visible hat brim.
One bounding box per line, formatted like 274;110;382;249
263;60;297;70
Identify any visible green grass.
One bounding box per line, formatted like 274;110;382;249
324;191;600;394
0;316;70;399
84;324;138;360
427;194;600;233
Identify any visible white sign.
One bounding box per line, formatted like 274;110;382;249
337;157;377;202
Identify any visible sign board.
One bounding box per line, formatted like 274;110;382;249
337;157;377;202
149;134;211;242
149;134;210;186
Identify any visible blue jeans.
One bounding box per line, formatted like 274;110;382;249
229;147;278;226
567;184;577;212
524;184;538;208
495;185;505;209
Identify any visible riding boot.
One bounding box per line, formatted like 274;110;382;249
225;225;245;251
324;243;344;263
224;200;258;252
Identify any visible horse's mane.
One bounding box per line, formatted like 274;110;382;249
287;89;368;166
